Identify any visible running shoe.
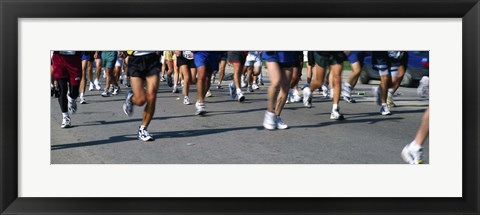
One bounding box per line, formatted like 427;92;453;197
80;96;86;104
321;84;329;98
276;116;288;129
101;90;111;97
401;142;424;164
94;79;101;90
160;75;166;82
195;101;206;115
123;90;134;116
237;91;245;102
88;82;94;91
291;90;302;103
380;104;391;115
342;95;356;103
417;76;429;98
229;82;237;99
252;83;259;90
330;108;345;120
108;85;114;93
247;86;254;93
112;86;120;95
217;84;223;89
241;75;247;88
138;126;154;141
67;95;77;114
260;80;264;85
61;116;71;128
206;90;213;97
183;96;191;105
167;75;173;87
263;111;276;130
302;87;312;108
341;82;356;103
387;91;396;108
172;85;179;93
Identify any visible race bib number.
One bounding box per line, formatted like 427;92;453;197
59;51;76;55
183;51;194;60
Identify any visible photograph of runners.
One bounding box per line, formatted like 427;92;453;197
51;51;429;164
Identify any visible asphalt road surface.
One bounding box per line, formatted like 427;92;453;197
51;66;429;164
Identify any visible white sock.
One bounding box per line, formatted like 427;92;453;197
62;112;69;118
80;93;84;97
236;88;242;94
381;103;387;106
332;104;338;111
140;125;146;130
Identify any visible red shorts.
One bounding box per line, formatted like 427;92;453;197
51;52;82;86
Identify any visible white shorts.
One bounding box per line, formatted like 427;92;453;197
245;51;262;67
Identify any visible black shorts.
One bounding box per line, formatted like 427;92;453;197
128;53;161;78
227;51;247;65
293;51;303;69
220;51;228;61
307;51;315;66
313;51;344;68
177;56;196;68
372;51;408;73
279;62;296;68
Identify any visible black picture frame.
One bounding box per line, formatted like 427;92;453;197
1;0;479;214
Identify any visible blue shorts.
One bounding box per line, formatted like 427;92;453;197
194;51;221;73
262;51;279;62
347;51;359;63
81;51;94;62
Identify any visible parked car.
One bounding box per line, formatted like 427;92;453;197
360;51;429;87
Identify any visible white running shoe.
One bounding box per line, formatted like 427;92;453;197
172;85;179;93
138;126;154;141
291;90;302;103
101;90;111;97
401;141;424;164
303;87;312;108
123;90;134;116
252;83;259;90
61;116;71;128
380;104;391;115
237;91;245;102
195;101;206;115
229;82;237;99
321;84;329;98
206;90;212;97
341;82;356;103
94;79;101;90
263;111;277;130
112;86;120;95
330;108;345;120
387;91;396;108
183;96;191;105
80;96;86;104
417;76;429;98
67;95;77;114
276;116;288;129
88;82;94;91
108;85;114;93
160;75;166;82
247;86;254;93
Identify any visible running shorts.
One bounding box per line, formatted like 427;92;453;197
128;53;161;78
313;51;344;68
227;51;247;65
101;51;118;69
51;52;82;86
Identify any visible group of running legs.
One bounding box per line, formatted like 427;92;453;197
51;50;428;164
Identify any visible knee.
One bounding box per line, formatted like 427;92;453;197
146;93;156;104
134;94;146;106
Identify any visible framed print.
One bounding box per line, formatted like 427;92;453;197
1;0;479;214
